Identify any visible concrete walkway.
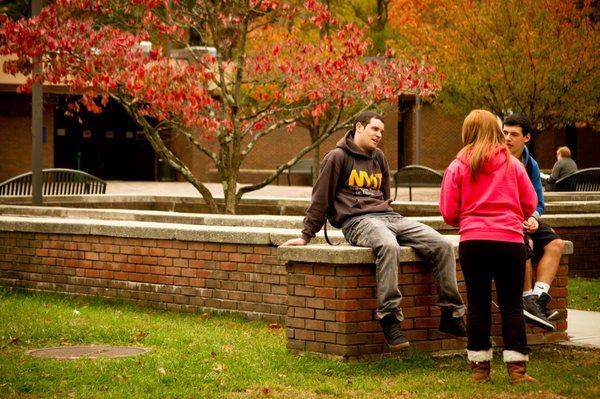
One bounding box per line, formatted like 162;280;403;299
86;181;600;349
105;180;443;201
564;309;600;349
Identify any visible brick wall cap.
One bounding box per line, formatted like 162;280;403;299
0;215;274;244
278;236;573;264
2;196;600;216
544;192;600;202
1;205;595;234
0;216;91;234
545;202;600;214
539;213;600;227
277;237;460;263
0;205;304;228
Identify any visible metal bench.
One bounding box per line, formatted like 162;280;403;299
0;168;107;196
554;167;600;192
281;159;313;186
393;164;443;201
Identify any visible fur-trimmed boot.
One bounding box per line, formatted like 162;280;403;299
467;349;493;383
503;350;537;384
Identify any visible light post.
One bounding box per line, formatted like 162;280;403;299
31;0;43;205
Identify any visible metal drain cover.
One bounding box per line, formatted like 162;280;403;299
27;345;149;359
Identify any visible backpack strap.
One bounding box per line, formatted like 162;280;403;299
372;149;385;183
324;149;351;245
323;217;336;245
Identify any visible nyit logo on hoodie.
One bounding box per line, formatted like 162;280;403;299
347;169;383;192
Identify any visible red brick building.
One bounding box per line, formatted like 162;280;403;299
1;57;598;183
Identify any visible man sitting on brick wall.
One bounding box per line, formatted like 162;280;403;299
503;113;565;332
281;111;467;350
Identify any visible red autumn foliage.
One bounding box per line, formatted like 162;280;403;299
0;0;439;213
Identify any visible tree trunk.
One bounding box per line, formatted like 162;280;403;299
310;127;321;185
222;171;239;214
312;145;320;185
116;97;220;213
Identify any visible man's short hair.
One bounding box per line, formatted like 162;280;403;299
353;111;384;132
557;146;571;158
503;113;533;137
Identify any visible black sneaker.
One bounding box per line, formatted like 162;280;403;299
380;314;410;350
438;307;467;339
537;292;559;321
523;295;556;331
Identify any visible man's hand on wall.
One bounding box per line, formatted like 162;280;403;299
280;238;308;246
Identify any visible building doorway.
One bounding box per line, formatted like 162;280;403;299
53;97;155;180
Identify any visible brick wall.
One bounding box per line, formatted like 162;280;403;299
286;259;568;358
555;226;600;278
174;110;400;184
0;93;55;182
434;224;599;278
0;227;569;358
3;91;598;184
0;231;286;322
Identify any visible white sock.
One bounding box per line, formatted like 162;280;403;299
522;289;534;297
532;282;550;296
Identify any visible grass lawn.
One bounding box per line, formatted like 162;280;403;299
569;277;600;312
1;288;598;399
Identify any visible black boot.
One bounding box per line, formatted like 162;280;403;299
379;314;409;350
439;307;467;339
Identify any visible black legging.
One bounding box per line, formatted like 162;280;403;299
459;240;531;355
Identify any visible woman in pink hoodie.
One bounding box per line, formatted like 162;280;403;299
440;110;537;384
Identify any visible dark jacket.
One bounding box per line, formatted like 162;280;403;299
301;131;392;241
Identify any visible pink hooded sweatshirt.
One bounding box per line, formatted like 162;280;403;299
439;147;537;243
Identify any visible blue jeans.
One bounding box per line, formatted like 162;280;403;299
342;214;465;320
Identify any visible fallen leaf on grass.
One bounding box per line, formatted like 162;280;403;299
198;313;210;320
131;331;149;342
211;351;217;358
261;386;270;395
222;344;234;353
268;323;282;330
213;363;227;372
